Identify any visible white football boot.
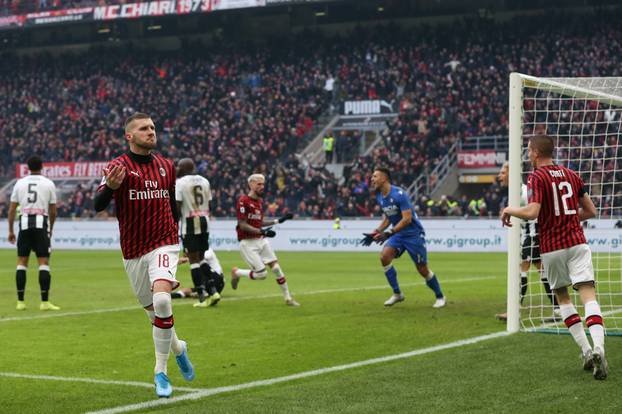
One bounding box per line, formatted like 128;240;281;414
432;297;446;308
384;293;405;307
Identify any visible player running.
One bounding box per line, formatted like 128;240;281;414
7;155;60;311
502;134;607;380
94;113;194;397
362;167;446;308
230;173;299;306
175;158;222;307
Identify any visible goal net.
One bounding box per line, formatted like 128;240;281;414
507;74;622;335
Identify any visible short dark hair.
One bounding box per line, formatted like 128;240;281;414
124;112;151;132
27;155;43;172
529;135;554;158
375;167;391;181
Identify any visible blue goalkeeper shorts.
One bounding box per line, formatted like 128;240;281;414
386;233;427;265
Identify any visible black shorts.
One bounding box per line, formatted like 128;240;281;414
521;234;541;262
17;229;50;258
182;233;209;254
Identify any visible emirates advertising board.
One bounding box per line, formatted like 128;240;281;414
15;161;108;179
457;150;507;173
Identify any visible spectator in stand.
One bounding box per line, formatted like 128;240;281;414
2;13;622;218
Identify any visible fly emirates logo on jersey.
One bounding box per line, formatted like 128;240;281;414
128;179;170;201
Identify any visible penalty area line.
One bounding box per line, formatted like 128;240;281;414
0;276;496;323
85;330;511;414
0;372;204;393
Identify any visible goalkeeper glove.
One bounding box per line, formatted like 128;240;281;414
277;213;294;224
261;227;276;238
359;232;377;247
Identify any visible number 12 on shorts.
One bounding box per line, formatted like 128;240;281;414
158;254;170;268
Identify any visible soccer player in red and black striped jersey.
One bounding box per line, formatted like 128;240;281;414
94;113;195;397
502;135;607;380
230;173;299;306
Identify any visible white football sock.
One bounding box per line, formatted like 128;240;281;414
234;268;252;278
170;328;183;356
152;292;174;374
560;303;591;353
144;309;155;322
585;300;605;351
146;308;182;356
272;264;291;300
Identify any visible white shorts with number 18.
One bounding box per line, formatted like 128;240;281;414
123;244;180;307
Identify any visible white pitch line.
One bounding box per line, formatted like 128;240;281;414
0;276;497;323
85;330;511;414
0;372;204;393
0;305;139;323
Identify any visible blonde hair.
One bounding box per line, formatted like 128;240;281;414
248;173;265;184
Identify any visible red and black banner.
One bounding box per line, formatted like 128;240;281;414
0;0;266;30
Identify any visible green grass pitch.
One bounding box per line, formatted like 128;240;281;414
0;250;620;413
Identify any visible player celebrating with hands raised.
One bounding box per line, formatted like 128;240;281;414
362;167;446;308
230;173;299;306
94;113;194;398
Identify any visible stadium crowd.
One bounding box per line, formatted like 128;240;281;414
1;11;621;218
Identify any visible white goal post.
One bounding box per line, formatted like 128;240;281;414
507;73;622;335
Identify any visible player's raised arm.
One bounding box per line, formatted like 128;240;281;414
94;164;125;212
579;193;597;221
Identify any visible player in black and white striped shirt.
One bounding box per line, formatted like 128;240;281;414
495;161;558;321
175;158;223;307
7;156;60;311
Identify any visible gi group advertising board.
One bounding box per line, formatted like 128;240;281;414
0;219;620;253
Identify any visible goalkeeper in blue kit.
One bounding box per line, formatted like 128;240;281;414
361;167;446;307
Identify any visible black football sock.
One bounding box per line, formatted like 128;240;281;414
542;279;558;306
16;266;26;301
201;262;218;296
520;273;528;304
190;264;206;301
39;266;51;302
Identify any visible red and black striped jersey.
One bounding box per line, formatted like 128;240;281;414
236;194;263;241
98;152;178;259
527;164;587;253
